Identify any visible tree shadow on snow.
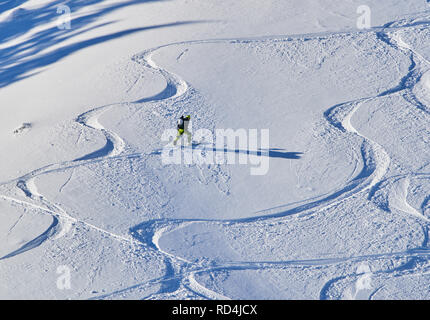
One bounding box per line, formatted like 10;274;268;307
0;0;207;88
0;0;27;15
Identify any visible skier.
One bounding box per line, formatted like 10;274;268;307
173;115;192;146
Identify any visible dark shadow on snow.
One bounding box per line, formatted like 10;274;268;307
0;216;59;261
134;81;178;103
0;0;208;88
152;144;303;160
265;148;303;160
73;134;114;161
0;0;26;15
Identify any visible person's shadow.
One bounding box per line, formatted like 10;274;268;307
207;146;303;160
264;148;303;160
155;144;303;160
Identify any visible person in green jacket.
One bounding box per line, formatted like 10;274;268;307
173;115;192;145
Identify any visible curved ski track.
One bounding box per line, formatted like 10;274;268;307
1;18;430;299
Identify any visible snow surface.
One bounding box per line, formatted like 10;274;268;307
1;0;430;300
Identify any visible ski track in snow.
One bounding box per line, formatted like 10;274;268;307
389;178;430;222
1;17;430;299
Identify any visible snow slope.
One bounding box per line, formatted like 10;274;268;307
1;0;430;299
